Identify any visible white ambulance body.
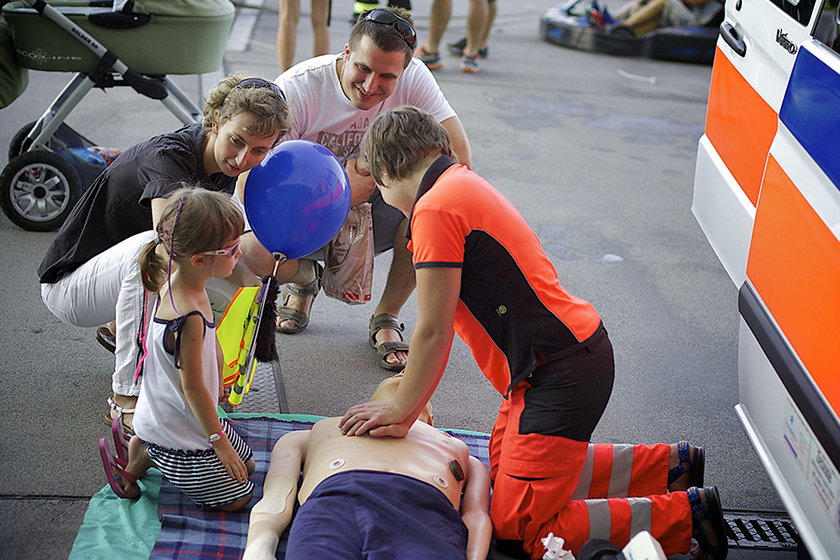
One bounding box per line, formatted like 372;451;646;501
693;0;840;557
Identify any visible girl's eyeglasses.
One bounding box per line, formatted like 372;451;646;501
363;9;417;50
203;241;241;257
235;78;286;100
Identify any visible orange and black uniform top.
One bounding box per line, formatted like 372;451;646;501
407;156;603;395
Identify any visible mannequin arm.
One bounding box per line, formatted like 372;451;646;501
461;456;492;560
243;430;309;560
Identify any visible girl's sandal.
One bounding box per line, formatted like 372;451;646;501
687;486;728;559
111;416;131;463
105;396;135;436
98;437;139;499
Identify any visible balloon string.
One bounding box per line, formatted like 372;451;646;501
271;253;286;279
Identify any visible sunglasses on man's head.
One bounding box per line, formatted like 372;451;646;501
363;8;417;50
235;78;286;100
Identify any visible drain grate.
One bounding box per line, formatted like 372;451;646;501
725;509;800;551
221;360;289;414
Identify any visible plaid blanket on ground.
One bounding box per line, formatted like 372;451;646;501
151;414;492;560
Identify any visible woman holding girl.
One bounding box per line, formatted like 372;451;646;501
37;75;290;433
99;188;255;512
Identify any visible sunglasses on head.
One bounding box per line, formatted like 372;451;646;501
363;8;417;50
235;78;286;100
203;240;241;258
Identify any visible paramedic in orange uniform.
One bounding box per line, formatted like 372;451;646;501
340;106;727;559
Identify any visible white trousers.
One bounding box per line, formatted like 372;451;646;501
41;231;155;396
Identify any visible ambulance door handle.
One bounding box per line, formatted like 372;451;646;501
720;22;747;57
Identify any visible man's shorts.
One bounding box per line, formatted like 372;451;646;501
368;187;406;255
286;470;468;560
144;419;254;508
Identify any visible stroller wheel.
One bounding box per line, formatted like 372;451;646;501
0;150;81;231
8;121;39;160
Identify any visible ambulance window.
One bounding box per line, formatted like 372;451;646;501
813;0;840;54
770;0;816;25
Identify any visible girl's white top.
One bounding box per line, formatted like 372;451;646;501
133;303;219;451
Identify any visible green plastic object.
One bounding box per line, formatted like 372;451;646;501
2;0;234;74
0;20;29;108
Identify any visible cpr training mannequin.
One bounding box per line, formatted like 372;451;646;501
243;373;492;560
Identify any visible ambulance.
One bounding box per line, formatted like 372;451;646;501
692;0;840;557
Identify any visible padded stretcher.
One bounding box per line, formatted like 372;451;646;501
2;0;233;74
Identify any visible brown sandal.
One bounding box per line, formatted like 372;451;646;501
368;314;409;372
276;263;322;334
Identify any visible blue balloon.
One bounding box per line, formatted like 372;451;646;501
245;140;351;260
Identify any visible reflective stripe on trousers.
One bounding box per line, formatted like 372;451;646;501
585;497;653;540
571;442;671;499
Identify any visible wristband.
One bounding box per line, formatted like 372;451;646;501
207;431;225;445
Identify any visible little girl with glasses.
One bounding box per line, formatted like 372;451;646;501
98;187;255;512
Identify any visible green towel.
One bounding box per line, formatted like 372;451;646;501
68;470;163;560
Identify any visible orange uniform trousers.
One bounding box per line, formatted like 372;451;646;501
489;384;693;558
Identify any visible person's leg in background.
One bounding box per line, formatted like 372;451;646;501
310;0;331;60
460;0;489;72
277;0;302;72
352;1;412;22
352;0;379;22
415;0;452;69
388;0;412;14
479;0;496;56
615;0;667;35
449;0;496;58
278;0;331;73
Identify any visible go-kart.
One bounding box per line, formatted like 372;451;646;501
540;0;722;64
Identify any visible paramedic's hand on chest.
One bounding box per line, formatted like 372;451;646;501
346;157;377;207
340;399;414;438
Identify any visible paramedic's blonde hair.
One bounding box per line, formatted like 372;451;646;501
361;105;454;186
203;74;291;143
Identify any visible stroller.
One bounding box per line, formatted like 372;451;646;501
0;0;235;231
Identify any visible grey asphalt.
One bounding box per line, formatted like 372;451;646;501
0;1;799;559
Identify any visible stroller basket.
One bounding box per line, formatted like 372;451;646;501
3;0;234;75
